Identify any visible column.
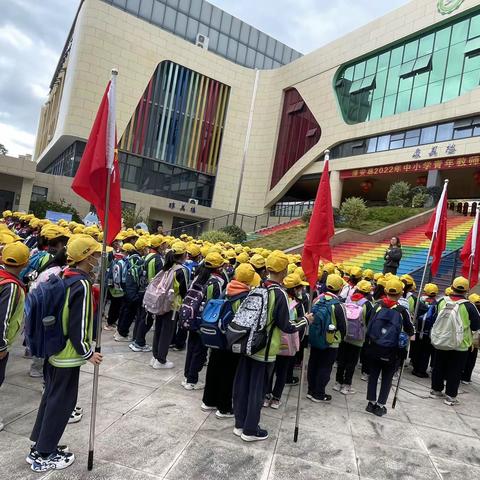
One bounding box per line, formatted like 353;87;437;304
18;178;33;212
330;170;343;208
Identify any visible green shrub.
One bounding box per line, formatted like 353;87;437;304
199;230;234;244
387;181;411;207
220;225;247;243
122;207;147;229
301;209;312;225
366;206;424;223
29;198;81;222
412;192;430;208
302;207;341;226
340;197;368;229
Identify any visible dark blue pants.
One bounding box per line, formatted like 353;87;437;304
173;321;188;349
117;299;142;338
153;311;177;363
411;334;433;374
462;348;478;382
307;347;338;398
0;353;9;387
30;363;80;455
107;294;124;326
431;349;468;398
336;342;361;386
134;311;154;347
367;356;396;406
184;331;207;384
233;356;272;435
269;355;294;400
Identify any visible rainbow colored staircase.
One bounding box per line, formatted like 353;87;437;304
332;216;474;275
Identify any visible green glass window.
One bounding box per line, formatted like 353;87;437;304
334;9;480;124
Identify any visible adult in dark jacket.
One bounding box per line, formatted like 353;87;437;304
383;236;402;275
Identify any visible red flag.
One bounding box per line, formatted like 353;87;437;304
302;152;335;290
460;209;480;287
425;181;448;276
72;72;121;245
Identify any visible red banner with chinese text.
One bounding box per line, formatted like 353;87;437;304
340;154;480;180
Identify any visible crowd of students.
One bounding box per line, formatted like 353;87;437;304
0;210;479;472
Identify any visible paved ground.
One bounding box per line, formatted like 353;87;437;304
1;329;480;480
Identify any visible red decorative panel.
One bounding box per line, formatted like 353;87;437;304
271;88;321;188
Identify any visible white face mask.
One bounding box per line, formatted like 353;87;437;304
87;257;101;278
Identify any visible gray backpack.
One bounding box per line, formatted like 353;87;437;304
430;299;467;351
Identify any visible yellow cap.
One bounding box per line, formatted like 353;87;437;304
363;269;374;280
135;237;151;251
250;254;266;269
288;263;297;275
400;274;415;286
187;244;201;257
349;266;363;279
326;273;344;292
294;267;306;281
171;241;187;255
1;241;30;267
283;273;309;289
385;278;404;295
468;293;480;304
224;249;237;260
445;287;453;296
452;276;469;292
204;252;225;269
266;250;289;273
234;263;257;286
150;235;165;248
0;233;14;245
67;236;102;264
424;283;439;296
323;262;336;275
376;275;387;287
356;280;372;294
122;243;136;253
236;252;250;264
2;210;12;218
373;272;383;281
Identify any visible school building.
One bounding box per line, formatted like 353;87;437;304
3;0;480;231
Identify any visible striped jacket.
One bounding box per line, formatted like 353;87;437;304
49;268;94;368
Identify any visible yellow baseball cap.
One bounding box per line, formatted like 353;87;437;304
400;274;415;286
445;287;453;296
266;250;289;273
1;241;29;267
171;241;187;255
121;243;136;253
363;269;374;280
224;249;237;260
135;237;150;251
424;283;439;296
150;235;165;248
288;263;297;275
2;210;12;218
187;244;201;257
468;293;480;304
323;262;336;275
234;263;257;286
374;272;383;281
283;273;309;289
67;236;102;264
236;252;250;264
356;280;372;294
326;273;343;292
385;278;404;295
204;252;225;269
250;254;266;269
350;266;363;279
294;267;306;281
452;276;469;292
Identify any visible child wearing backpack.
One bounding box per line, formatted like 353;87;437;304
265;273;307;409
150;242;189;369
182;253;225;390
462;293;480;385
232;251;311;442
0;242;29;431
307;274;347;403
430;277;480;406
334;280;373;395
365;278;414;417
28;236;103;472
410;283;438;378
104;246;128;331
339;266;363;302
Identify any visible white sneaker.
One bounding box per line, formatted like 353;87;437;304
461;380;471;385
184;382;205;390
31;451;75;472
68;411;82;424
149;357;156;367
429;390;446;399
74;406;83;415
152;359;174;369
332;382;342;392
216;410;234;419
181;378;187;387
361;374;368;382
233;427;243;437
0;418;4;432
270;399;282;409
201;402;216;412
129;343;152;352
444;395;460;406
340;385;356;395
114;332;131;342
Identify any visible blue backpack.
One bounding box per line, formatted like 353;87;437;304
418;303;438;336
24;274;79;358
309;296;340;349
200;293;248;350
366;306;403;348
20;251;50;284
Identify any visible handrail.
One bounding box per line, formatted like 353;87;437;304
409;248;462;286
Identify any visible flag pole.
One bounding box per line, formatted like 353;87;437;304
467;209;479;287
88;68;117;471
392;179;448;409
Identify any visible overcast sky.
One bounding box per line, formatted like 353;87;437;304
0;0;409;157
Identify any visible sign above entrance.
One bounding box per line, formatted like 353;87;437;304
340;154;480;179
437;0;465;15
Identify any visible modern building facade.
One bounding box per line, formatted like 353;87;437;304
24;0;480;231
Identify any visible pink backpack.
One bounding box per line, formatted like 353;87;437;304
279;299;300;356
143;265;182;316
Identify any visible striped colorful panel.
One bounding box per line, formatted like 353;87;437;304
119;61;230;175
332;216;474;275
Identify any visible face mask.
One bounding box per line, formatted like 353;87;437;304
87;257;101;278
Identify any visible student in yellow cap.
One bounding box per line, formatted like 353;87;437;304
28;236;103;472
182;252;226;391
149;242;190;370
340;266;363;301
364;278;414;417
249;253;267;285
233;251;311;442
430;277;480;406
0;242;29;411
462;294;480;385
410;283;439;379
307;273;347;404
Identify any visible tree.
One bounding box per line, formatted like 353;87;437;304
387;181;411;207
29;198;82;222
199;230;234;243
122;207;147;229
0;143;7;155
339;197;368;229
220;225;247;243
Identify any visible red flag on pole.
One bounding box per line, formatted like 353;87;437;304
460;209;480;287
72;72;121;244
425;180;448;277
302;150;335;290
